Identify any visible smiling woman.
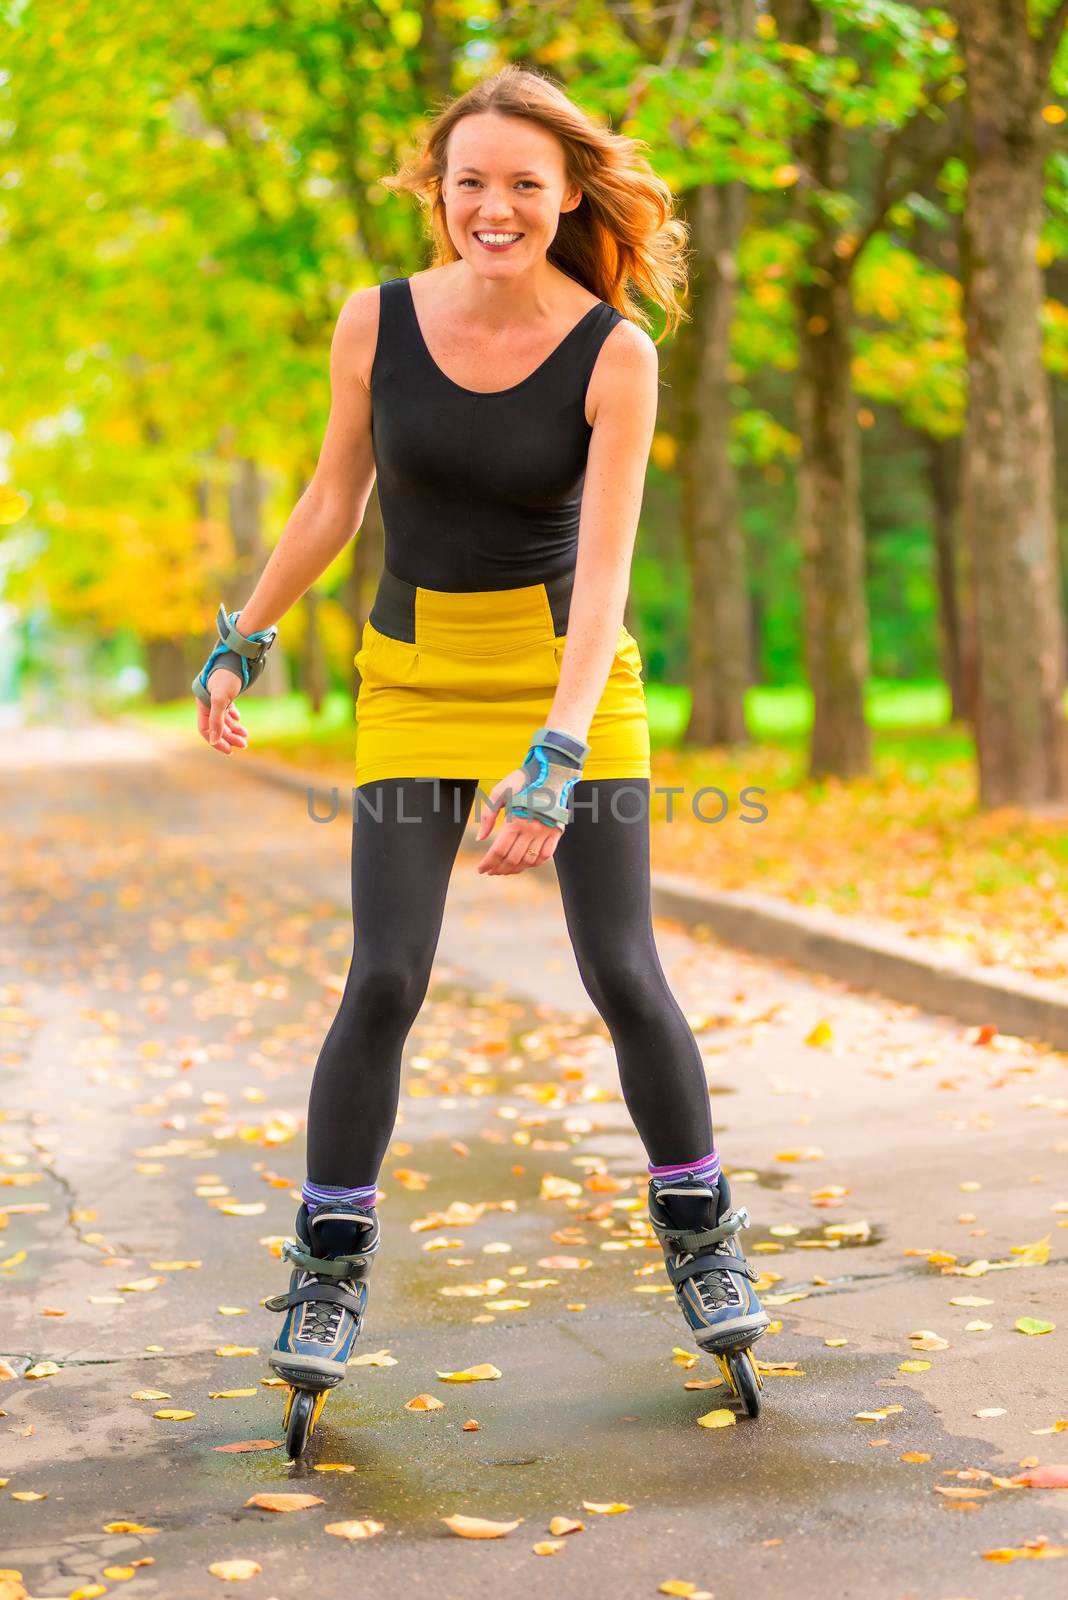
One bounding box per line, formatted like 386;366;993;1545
196;61;771;1455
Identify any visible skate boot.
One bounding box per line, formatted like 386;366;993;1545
264;1199;380;1457
647;1171;770;1417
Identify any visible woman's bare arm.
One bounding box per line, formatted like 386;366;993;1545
229;286;381;634
545;319;660;740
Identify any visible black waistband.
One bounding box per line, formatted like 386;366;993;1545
368;568;574;643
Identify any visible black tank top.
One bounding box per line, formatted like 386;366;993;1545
370;276;625;590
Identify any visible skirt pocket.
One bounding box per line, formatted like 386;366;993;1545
355;623;420;688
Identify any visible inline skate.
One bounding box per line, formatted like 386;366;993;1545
264;1199;380;1458
647;1171;770;1417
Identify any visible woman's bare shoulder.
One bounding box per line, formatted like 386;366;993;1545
333;284;385;394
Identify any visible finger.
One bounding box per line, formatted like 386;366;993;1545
208;696;231;746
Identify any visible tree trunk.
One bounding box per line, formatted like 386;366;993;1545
677;179;751;746
924;433;968;721
796;242;871;779
773;0;871;779
145;638;193;703
956;1;1068;808
227;456;288;697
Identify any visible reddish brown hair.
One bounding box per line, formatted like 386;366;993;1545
379;64;691;340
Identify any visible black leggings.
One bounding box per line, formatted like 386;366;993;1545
305;778;714;1183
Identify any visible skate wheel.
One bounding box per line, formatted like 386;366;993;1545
283;1387;324;1459
727;1348;762;1418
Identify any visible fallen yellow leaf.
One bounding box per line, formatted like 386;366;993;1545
533;1540;564;1555
582;1501;633;1514
436;1364;502;1383
243;1492;325;1513
153;1409;195;1421
325;1519;385;1538
208;1560;262;1580
696;1409;736;1429
442;1514;522;1538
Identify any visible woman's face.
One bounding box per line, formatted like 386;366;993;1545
441;111;582;274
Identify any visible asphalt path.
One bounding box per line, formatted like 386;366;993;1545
1;722;1066;1598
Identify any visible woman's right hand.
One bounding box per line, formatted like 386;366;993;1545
195;667;249;755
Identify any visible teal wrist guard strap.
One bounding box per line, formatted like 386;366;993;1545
192;604;278;708
506;725;592;831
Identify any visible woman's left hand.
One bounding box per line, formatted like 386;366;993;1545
475;767;561;875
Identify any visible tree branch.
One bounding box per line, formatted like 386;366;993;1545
848;107;959;273
1037;0;1068;84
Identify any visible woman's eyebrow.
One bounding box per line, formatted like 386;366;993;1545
456;166;541;177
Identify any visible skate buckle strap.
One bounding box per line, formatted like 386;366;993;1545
649;1206;749;1256
663;1251;759;1289
263;1281;364;1317
280;1238;376;1280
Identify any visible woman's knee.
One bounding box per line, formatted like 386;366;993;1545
576;951;664;1028
343;955;430;1032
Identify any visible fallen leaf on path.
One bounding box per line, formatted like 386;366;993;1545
436;1364;501;1382
1015;1317;1055;1335
244;1492;324;1513
696;1409;736;1429
405;1393;444;1411
325;1519;384;1538
1011;1465;1068;1488
582;1501;633;1513
213;1440;279;1453
442;1514;522;1538
549;1517;584;1535
983;1536;1068;1561
208;1561;261;1581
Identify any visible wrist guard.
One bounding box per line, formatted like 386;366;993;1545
506;725;591;831
192;604;278;708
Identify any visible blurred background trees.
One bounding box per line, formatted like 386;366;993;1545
4;0;1068;811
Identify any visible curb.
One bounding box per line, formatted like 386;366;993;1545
182;738;1068;1052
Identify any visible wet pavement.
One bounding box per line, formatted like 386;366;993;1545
2;721;1066;1599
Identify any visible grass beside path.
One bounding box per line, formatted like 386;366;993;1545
131;681;1068;985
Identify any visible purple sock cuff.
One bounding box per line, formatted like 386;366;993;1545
648;1150;720;1181
302;1178;378;1210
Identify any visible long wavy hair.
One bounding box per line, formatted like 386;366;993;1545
379;65;691;341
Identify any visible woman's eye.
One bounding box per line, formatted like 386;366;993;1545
458;179;538;189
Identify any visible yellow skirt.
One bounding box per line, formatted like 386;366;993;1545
353;578;650;790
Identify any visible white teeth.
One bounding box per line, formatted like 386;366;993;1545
476;232;520;244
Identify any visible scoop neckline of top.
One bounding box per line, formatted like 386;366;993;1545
399;275;606;397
